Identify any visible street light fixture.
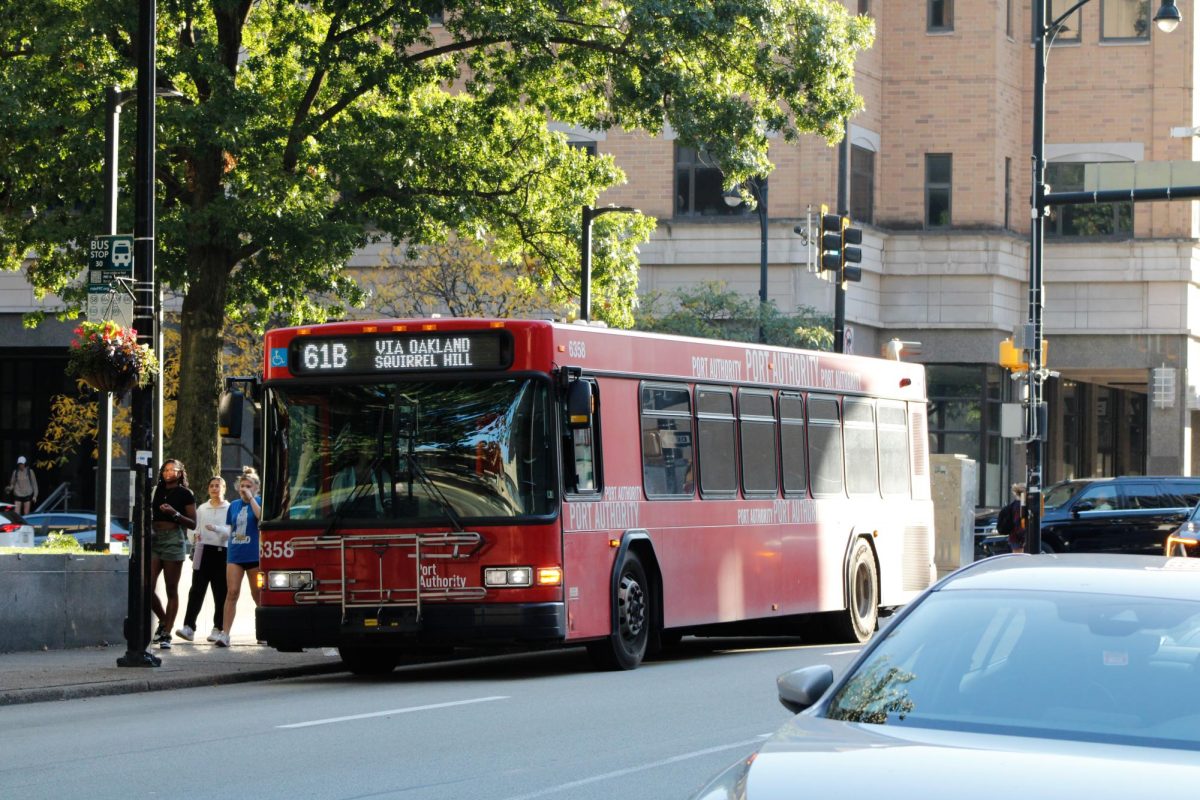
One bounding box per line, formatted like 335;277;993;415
723;178;769;343
98;83;184;554
580;204;640;322
1024;0;1181;552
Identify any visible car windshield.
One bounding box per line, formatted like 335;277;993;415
1043;481;1087;510
825;589;1200;749
265;379;555;524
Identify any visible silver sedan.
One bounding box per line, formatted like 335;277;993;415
693;555;1200;800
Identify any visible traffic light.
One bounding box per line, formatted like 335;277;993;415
998;337;1049;372
841;222;863;285
819;206;842;273
819;205;865;287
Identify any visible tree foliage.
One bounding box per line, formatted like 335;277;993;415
636;281;833;350
1;1;872;485
352;239;573;320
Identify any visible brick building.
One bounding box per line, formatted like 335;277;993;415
562;0;1200;507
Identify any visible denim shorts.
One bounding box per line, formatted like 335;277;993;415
151;527;187;561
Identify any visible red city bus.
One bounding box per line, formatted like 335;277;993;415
254;318;934;674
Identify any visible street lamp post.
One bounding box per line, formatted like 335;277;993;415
99;84;181;553
580;204;640;322
117;0;162;668
723;178;769;343
1025;0;1181;552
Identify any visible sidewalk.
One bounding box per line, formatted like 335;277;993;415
0;556;346;706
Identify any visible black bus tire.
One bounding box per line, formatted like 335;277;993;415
830;538;879;644
587;552;650;670
339;645;400;676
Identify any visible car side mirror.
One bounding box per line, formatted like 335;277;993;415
777;664;835;714
1072;500;1094;516
566;380;593;430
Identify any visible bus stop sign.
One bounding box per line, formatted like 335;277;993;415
86;235;135;327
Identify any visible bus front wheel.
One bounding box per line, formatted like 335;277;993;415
587;552;650;670
339;645;401;676
831;538;879;644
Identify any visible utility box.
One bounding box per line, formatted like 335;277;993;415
931;454;978;578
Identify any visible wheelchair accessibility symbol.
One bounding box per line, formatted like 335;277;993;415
270;348;288;367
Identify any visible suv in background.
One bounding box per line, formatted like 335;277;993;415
976;476;1200;557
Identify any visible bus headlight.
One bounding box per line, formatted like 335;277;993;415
268;570;314;590
484;567;532;587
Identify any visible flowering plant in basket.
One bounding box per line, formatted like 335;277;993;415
66;320;159;393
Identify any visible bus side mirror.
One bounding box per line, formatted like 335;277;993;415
219;390;244;438
566;380;593;430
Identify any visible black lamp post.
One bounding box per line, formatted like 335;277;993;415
723;178;769;343
1025;0;1181;552
117;0;161;668
580;204;640;322
99;83;182;554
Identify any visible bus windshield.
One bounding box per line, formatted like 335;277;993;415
266;379;555;524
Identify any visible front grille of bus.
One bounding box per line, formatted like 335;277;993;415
903;525;933;591
287;532;486;617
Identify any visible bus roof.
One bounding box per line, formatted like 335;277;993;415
263;318;925;401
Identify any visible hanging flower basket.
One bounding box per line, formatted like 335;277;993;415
66;321;159;396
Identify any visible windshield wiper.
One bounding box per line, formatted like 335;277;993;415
402;451;464;532
322;455;384;537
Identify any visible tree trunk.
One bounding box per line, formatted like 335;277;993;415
172;251;232;492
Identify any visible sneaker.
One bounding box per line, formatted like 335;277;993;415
153;624;165;642
213;631;230;648
175;625;195;642
158;634;172;650
206;627;221;643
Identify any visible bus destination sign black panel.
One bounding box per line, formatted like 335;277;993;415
289;331;511;376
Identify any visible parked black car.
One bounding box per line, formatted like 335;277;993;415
976;476;1200;557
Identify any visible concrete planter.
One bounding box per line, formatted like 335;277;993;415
0;553;129;652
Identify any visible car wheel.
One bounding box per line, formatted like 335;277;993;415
587;552;650;670
338;645;400;676
830;538;879;644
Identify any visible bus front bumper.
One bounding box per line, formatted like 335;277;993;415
256;602;567;650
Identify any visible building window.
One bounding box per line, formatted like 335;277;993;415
928;0;953;31
858;0;871;15
925;153;952;228
1006;0;1014;38
1004;157;1012;230
675;145;748;218
567;140;597;156
927;364;1006;507
1045;162;1133;237
1044;0;1081;42
1102;0;1151;40
850;145;875;225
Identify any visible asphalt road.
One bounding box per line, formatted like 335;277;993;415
0;638;862;800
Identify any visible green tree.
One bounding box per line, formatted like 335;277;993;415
1;1;872;486
637;281;833;350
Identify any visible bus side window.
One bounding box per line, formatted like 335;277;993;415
739;390;778;496
564;380;600;495
696;387;737;498
808;395;844;497
878;402;911;497
780;393;808;497
640;383;695;498
844;398;879;496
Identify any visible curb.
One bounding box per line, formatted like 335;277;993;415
0;661;346;707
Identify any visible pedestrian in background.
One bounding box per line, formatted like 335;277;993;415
215;466;262;648
150;459;196;650
7;456;38;516
176;475;230;644
998;482;1027;554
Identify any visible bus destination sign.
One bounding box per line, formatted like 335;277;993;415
289;331;511;376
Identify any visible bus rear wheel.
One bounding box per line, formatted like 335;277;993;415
339;645;401;676
587;552;650;670
830;538;879;644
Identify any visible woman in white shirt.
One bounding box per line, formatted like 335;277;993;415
175;476;231;643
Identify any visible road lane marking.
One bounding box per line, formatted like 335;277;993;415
497;736;769;800
276;695;509;729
